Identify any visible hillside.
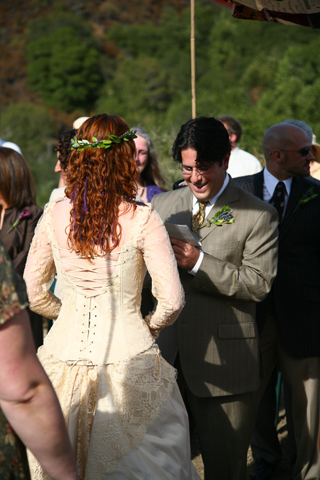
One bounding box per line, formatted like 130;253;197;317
1;0;320;206
0;0;189;112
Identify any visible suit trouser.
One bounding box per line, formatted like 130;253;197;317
251;365;297;467
251;314;320;480
175;355;255;480
251;365;283;466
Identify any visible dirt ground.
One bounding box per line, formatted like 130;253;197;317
191;407;294;480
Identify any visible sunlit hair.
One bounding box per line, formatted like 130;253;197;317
65;114;137;260
172;117;231;168
0;147;36;208
132;126;167;191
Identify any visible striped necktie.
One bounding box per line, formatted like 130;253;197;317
192;201;208;233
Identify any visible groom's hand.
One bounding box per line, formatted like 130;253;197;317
170;237;200;270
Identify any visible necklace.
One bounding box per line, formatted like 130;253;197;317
137;182;145;198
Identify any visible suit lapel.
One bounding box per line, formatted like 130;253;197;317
198;179;239;243
252;170;264;200
170;187;193;228
279;177;309;241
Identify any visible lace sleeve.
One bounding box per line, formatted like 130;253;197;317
138;208;185;336
23;203;61;320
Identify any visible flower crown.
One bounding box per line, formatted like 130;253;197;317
70;129;137;151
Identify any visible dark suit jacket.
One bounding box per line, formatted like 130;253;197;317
235;170;320;358
0;204;43;276
0;203;43;349
152;178;278;397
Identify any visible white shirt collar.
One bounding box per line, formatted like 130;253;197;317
192;173;230;215
263;167;292;199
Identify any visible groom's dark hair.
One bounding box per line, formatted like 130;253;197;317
172;116;231;168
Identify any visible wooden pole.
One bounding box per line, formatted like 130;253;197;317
190;0;196;118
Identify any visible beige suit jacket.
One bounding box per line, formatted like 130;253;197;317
152;178;278;398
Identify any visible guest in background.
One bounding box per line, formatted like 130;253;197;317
0;239;78;480
218;115;262;178
73;116;89;130
132;126;166;202
248;119;319;480
235;123;320;480
0;147;43;348
0;137;22;155
50;129;77;201
310;134;320;181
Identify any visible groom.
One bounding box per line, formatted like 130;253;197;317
150;117;278;480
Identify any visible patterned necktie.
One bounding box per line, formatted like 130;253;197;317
269;181;286;223
192;201;208;233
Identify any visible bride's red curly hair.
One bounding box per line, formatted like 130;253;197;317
65;114;137;260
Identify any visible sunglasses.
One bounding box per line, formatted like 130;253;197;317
279;146;312;157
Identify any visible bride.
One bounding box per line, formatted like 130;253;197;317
24;114;199;479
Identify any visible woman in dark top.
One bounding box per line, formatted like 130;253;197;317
0;147;43;347
132;126;167;202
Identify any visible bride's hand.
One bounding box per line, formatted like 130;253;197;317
144;312;161;339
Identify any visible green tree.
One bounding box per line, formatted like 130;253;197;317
0;103;58;206
27;25;102;112
27;11;95;44
96;55;177;126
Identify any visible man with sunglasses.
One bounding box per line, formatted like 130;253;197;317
235;123;320;480
149;117;278;480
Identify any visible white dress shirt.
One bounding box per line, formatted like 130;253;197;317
227;146;262;178
263;167;292;217
189;174;230;275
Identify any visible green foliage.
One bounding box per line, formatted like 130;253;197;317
294;186;318;213
70;131;137;151
26;14;102;112
107;22;163;57
201;206;234;228
96;54;180;128
6;0;320;197
95;1;320;179
0;103;57;206
27;11;95;44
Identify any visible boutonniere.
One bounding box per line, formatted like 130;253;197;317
294;187;318;213
200;206;234;228
7;209;31;233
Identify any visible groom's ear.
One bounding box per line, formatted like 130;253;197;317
222;153;230;171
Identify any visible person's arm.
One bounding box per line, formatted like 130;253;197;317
0;309;78;480
24;204;61;319
140;209;185;337
191;206;279;302
13;206;43;276
152;192;279;303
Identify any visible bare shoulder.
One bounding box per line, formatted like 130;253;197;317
51;197;69;213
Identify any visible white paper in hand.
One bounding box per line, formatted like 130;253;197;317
165;223;202;247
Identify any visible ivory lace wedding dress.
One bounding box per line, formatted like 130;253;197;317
24;199;199;480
